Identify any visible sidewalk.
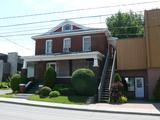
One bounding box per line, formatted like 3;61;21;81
0;97;159;116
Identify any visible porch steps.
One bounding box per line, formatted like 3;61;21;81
99;58;113;103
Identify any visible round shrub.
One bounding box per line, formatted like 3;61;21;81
118;96;128;103
39;86;52;98
71;68;96;96
44;67;56;89
10;74;22;92
49;91;60;98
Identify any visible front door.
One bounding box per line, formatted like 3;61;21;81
135;77;144;98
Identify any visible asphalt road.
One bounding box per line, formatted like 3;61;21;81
0;103;159;120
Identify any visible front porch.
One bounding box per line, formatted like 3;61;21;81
22;51;104;83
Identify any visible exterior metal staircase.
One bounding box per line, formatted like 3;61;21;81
98;50;116;102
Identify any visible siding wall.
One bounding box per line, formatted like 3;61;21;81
117;38;147;70
145;9;160;68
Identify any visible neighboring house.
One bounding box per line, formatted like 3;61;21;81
22;9;160;102
22;20;112;84
0;52;23;81
115;9;160;100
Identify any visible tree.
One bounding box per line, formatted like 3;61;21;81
106;11;144;39
44;67;56;89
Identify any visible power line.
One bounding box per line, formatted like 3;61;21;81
0;0;158;20
0;22;105;34
0;10;143;28
0;25;144;37
0;36;34;51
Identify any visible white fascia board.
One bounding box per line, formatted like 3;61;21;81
22;51;104;62
32;29;106;40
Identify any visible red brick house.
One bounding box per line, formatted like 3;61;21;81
22;20;112;85
22;9;160;102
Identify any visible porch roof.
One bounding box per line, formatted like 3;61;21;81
22;51;104;62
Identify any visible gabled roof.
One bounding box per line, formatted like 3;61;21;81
32;20;107;40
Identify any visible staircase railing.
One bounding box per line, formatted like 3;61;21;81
108;50;117;102
98;52;110;102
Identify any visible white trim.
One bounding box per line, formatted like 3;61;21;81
63;38;71;50
83;36;91;52
45;40;52;54
22;51;104;62
62;24;73;32
32;29;106;40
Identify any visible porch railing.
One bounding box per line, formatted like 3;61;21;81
108;50;117;102
98;51;110;102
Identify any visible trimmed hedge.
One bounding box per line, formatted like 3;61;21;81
39;86;52;98
71;68;96;96
10;74;22;92
44;67;56;89
49;91;60;98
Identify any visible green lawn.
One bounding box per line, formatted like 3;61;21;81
28;95;88;104
0;93;15;98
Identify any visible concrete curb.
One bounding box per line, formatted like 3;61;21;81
0;99;160;116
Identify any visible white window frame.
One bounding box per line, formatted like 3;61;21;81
63;38;71;51
83;36;91;52
45;40;52;54
46;62;57;72
62;24;73;31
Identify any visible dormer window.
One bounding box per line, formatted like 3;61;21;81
62;24;72;31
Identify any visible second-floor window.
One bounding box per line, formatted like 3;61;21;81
83;36;91;52
45;40;52;54
63;38;71;52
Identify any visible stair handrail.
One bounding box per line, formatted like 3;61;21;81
98;51;110;102
108;50;117;101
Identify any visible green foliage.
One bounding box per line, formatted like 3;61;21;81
71;68;96;96
54;84;75;96
44;67;56;89
114;73;122;82
153;78;160;101
106;11;144;38
118;96;128;103
0;82;10;89
10;74;22;92
49;91;60;98
39;86;52;98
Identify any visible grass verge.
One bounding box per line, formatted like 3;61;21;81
28;95;88;104
0;93;15;98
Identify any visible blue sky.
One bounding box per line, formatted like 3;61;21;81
0;0;159;56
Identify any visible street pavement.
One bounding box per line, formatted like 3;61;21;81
0;102;159;120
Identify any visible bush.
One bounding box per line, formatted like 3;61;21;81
118;96;128;103
0;82;10;89
44;67;56;89
71;68;96;96
114;73;122;82
153;78;160;101
10;74;22;92
49;91;60;98
59;88;75;96
39;86;52;98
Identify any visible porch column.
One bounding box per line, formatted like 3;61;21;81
93;58;99;67
22;60;27;69
21;60;27;77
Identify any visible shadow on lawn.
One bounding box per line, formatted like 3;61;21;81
68;96;88;103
